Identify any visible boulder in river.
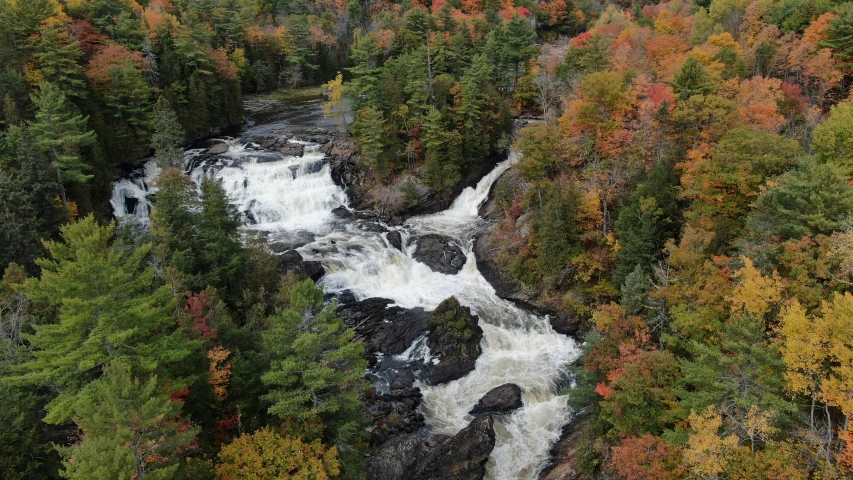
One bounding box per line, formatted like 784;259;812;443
386;231;403;251
277;250;324;282
411;234;467;275
277;142;304;157
336;296;430;356
469;383;523;416
427;297;483;385
207;141;229;155
409;415;496;480
365;380;425;445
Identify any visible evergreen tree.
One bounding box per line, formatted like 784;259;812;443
151;96;185;169
821;3;853;70
614;160;681;285
34;21;85;96
351;106;389;182
60;361;199;480
347;33;383;112
13;216;196;425
746;160;853;241
676;318;796;438
671;56;713;100
261;279;368;478
535;181;583;280
28;81;96;212
503;15;538;88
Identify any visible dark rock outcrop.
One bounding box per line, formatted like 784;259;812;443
365;381;425;445
427;297;483;385
366;415;496;480
409;415;497;480
469;384;523;416
366;433;434;480
386;231;403;251
539;412;587;480
277;250;324;282
336;297;430;356
474;213;582;337
411;234;467;275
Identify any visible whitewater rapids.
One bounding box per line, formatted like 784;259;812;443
112;138;581;480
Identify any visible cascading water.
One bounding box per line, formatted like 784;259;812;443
307;154;580;479
111;101;580;480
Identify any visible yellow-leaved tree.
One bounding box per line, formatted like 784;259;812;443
216;428;340;480
323;72;347;133
779;292;853;473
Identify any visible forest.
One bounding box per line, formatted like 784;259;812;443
2;0;853;477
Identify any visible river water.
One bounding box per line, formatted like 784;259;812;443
111;97;580;480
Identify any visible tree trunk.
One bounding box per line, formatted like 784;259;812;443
56;167;68;216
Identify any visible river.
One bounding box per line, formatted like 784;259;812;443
111;95;581;480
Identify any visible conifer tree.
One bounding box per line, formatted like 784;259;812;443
262;279;368;477
28;81;95;212
34;21;85;96
13;216;196;425
59;361;199;480
671;56;713;100
151;96;185;169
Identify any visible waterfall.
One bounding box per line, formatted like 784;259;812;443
110;160;160;224
305;151;579;479
111;122;578;480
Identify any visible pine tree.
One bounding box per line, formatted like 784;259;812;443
59;361;199;480
671;56;713;100
28;81;95;212
34;21;85;96
151;96;185;169
261;279;368;477
351;106;389;182
504;15;538;88
614;160;681;285
347;33;383;112
12;216;196;425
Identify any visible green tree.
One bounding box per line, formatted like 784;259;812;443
686;128;803;251
0;128;65;272
151;96;185;169
676;318;796;441
746;160;853;241
351;106;389;182
13;216;195;425
347;33;383;112
261;279;368;478
821;3;853;70
59;361;199;480
34;21;85;96
812;98;853;171
503;15;538;88
614;160;682;285
671;56;713;101
28;81;96;212
535;181;583;280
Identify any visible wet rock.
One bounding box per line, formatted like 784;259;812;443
365;382;425;445
277;250;324;282
336;297;430;356
469;384;523;416
539;412;586;480
366;434;431;480
277;142;304;157
207;142;229;155
411;234;467;275
474;232;583;337
409;416;496;480
427;297;483;385
332;205;355;219
386;231;403;251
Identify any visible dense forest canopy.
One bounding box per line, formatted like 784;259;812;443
3;0;853;477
